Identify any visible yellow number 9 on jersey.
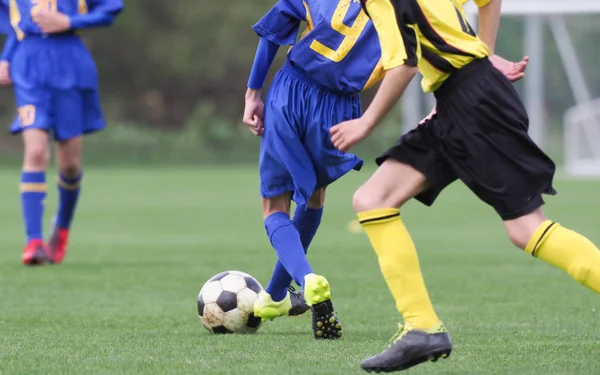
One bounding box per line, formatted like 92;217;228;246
31;0;58;16
310;0;370;62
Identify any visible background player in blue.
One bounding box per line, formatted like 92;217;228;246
242;0;384;339
0;0;123;266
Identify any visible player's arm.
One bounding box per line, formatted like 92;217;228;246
33;0;122;33
331;0;418;152
68;0;123;30
244;38;279;136
473;0;501;53
0;8;18;85
1;32;18;62
243;0;305;135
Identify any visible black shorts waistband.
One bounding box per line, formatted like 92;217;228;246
434;57;492;99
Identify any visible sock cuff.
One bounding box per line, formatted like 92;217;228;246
59;172;83;184
525;220;559;256
357;208;400;226
264;212;293;238
21;171;46;183
58;173;83;190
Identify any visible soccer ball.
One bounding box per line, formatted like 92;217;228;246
197;270;263;334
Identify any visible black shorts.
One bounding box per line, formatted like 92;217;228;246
377;58;557;220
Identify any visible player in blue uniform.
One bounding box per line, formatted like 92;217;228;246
0;0;123;266
243;0;385;339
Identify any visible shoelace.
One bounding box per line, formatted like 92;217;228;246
389;323;410;345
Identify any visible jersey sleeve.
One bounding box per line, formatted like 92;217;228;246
0;0;10;36
364;0;419;70
252;0;306;46
88;0;124;15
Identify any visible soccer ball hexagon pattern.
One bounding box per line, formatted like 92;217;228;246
198;271;263;334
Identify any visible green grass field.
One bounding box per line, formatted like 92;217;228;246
1;166;599;375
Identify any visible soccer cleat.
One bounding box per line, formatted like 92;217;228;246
287;286;310;317
22;239;47;266
361;323;452;373
303;274;342;340
253;290;293;321
47;217;69;264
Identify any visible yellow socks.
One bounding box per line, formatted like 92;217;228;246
358;208;440;330
527;220;600;293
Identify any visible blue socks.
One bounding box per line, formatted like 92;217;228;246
20;171;47;243
57;172;82;229
266;207;323;301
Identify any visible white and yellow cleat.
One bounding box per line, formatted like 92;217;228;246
253;290;292;322
303;274;342;340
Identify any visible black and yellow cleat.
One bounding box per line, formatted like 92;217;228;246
287;286;310;317
304;274;342;340
361;323;452;373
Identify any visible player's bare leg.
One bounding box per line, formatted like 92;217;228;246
354;159;452;372
48;136;83;264
504;208;600;293
254;192;341;339
21;129;51;266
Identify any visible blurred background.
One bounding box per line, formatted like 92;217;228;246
0;1;598;169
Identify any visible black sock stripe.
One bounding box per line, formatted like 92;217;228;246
531;222;556;257
359;212;400;225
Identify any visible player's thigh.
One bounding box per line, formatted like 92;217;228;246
359;118;457;212
53;89;105;142
353;159;429;212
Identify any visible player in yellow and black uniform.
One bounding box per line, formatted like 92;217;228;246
330;0;600;372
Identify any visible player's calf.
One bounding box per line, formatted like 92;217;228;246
506;208;600;294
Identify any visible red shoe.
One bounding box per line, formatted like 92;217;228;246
48;225;69;264
22;239;47;266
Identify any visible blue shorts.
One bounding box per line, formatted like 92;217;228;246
9;34;105;141
259;62;364;207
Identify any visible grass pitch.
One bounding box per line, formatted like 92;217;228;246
0;166;599;375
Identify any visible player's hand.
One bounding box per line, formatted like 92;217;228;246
0;61;11;85
243;89;264;136
330;118;371;152
490;55;529;82
33;11;72;34
419;105;436;125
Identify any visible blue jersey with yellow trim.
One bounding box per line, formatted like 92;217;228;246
253;0;383;94
4;0;122;40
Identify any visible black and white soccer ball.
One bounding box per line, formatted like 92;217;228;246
197;270;263;334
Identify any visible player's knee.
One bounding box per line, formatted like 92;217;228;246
307;188;326;209
262;194;291;220
507;230;530;250
23;143;50;170
504;209;548;250
59;162;82;179
353;186;386;213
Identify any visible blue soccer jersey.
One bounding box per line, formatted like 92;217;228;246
3;0;122;39
253;0;383;94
